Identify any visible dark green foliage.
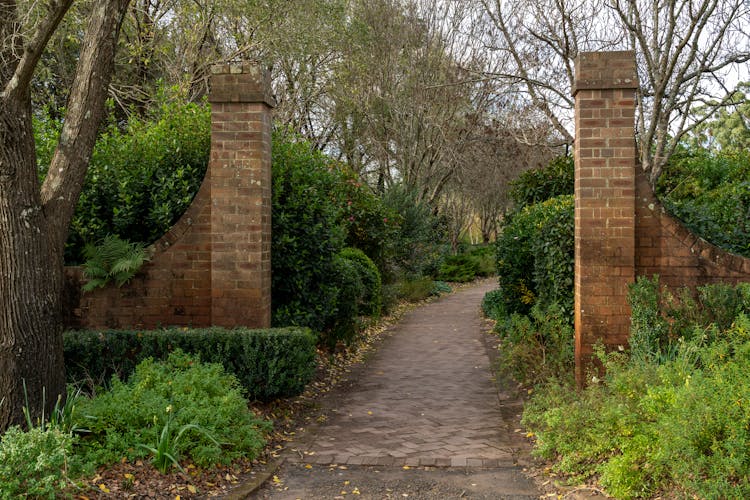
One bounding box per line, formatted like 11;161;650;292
338;176;401;274
628;276;750;360
271;137;346;331
495;195;574;318
76;351;269;468
63;327;317;400
381;185;448;280
493;303;574;386
437;246;495;283
339;247;382;317
657;148;750;257
509;155;574;209
531;196;575;318
437;254;480;282
33;100;211;264
81;235;149;291
481;289;504;320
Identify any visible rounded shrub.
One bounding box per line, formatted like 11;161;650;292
339;247;382;317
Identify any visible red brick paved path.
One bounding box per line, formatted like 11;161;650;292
287;281;532;469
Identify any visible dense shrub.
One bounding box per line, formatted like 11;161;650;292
339;247;382;317
64;327;317;400
495;195;574;318
628;275;750;361
481;289;504;320
271;137;347;331
437;245;495;283
381;185;448;280
76;351;269;468
493;303;574;386
531;196;575;318
34;101;211;264
523;280;750;499
509;155;574;209
657;148;750;257
437;254;480;282
271;136;394;337
338;175;400;274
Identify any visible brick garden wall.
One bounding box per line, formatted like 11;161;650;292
64;63;274;330
573;51;750;385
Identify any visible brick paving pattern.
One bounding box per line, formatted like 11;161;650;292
287;281;531;469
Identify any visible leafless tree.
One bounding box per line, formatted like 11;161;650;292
471;0;750;184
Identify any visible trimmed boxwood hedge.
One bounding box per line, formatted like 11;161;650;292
64;327;317;400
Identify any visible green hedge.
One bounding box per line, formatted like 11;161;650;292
63;327;317;400
495;195;574;318
657;149;750;257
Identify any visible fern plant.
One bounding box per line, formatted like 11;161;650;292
82;235;149;291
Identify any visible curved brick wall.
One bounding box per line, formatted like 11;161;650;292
64;63;274;330
635;169;750;286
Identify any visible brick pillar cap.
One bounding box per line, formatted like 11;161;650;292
209;61;276;107
573;50;639;96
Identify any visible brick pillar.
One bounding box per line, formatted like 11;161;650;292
573;51;638;385
208;63;275;328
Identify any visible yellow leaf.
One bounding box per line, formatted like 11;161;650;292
402;465;410;470
526;432;535;438
273;475;281;484
187;485;197;494
305;464;313;469
98;484;110;493
353;487;361;495
124;473;135;480
175;496;181;500
367;411;373;415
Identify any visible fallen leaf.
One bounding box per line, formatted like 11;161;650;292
98;484;110;493
344;480;350;485
124;473;135;480
187;485;197;494
402;466;410;470
305;464;313;469
353;487;361;495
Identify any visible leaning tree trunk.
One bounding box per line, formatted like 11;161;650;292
0;0;131;430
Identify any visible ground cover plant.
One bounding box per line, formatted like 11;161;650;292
0;351;270;498
522;278;750;499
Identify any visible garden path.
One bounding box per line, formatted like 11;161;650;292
250;281;539;499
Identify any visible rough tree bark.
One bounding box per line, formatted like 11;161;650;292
0;0;131;431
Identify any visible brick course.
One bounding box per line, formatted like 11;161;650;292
64;62;274;330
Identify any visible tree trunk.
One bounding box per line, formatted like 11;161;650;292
0;0;131;430
0;97;66;430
